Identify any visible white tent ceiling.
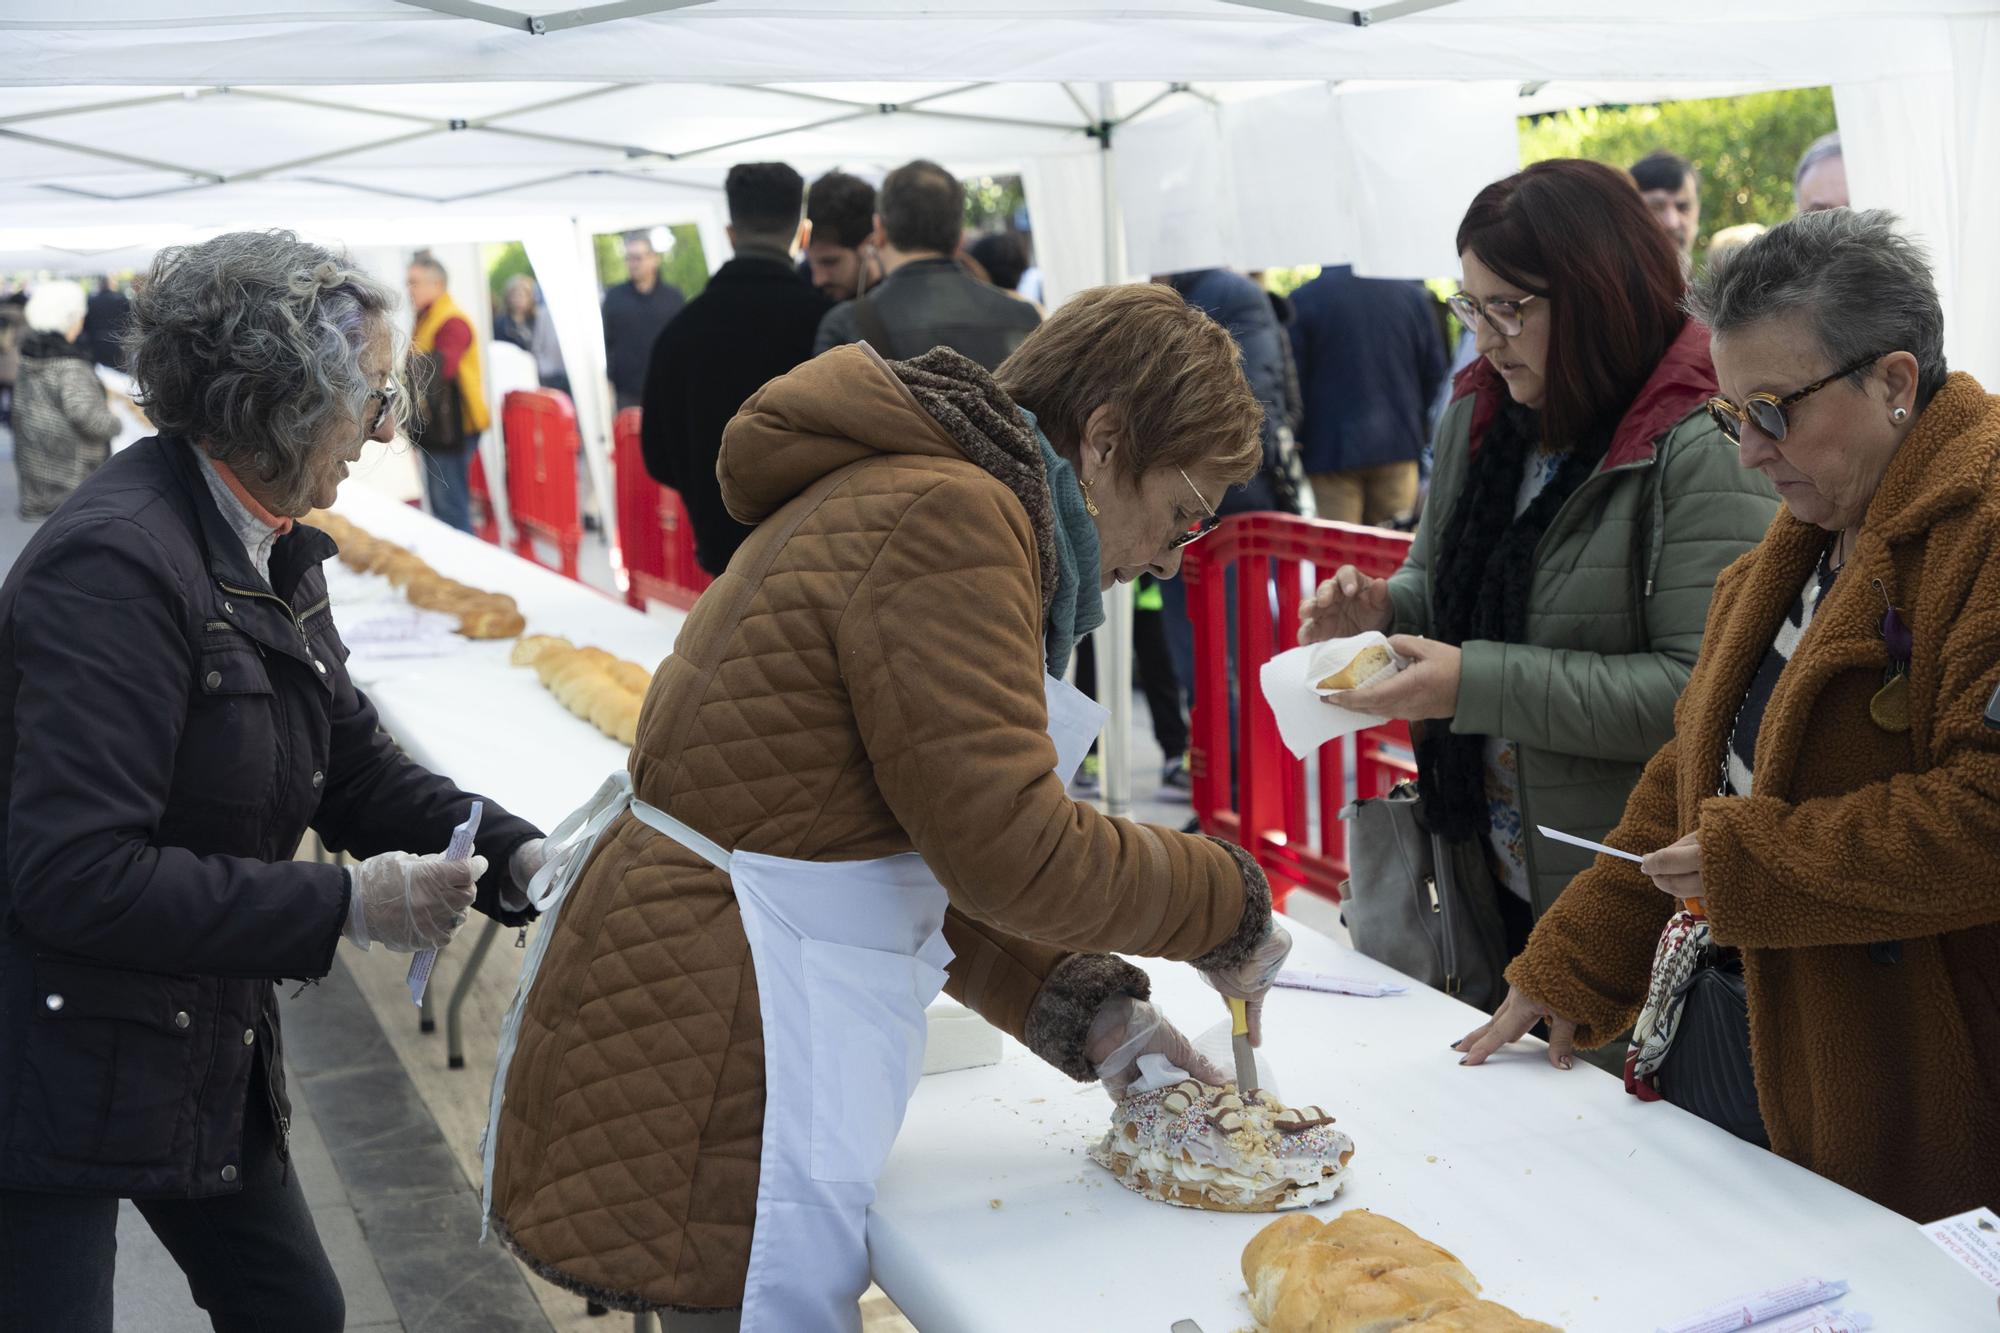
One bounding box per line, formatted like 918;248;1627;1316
7;0;1997;812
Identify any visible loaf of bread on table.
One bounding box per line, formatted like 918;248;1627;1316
514;640;646;745
1243;1211;1559;1333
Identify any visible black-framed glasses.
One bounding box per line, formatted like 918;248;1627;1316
365;379;402;435
1446;289;1542;339
1167;468;1220;550
1705;352;1886;444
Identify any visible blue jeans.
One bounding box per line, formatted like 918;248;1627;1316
422;433;478;534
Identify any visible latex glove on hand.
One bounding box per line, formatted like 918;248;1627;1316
1086;995;1228;1101
502;837;548;914
343;850;487;953
1199;922;1293;1046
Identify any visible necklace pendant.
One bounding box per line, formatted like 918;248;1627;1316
1869;673;1910;733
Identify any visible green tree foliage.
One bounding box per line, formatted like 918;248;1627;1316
1518;88;1836;266
963;174;1028;233
486;240;532;306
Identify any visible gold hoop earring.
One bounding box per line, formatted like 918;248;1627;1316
1080;480;1100;517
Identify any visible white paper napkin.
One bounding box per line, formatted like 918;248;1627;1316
1259;633;1398;759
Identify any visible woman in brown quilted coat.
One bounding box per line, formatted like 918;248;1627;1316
487;283;1290;1326
1455;210;2000;1223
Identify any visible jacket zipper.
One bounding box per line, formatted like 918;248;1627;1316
262;1009;290;1161
218;581;327;650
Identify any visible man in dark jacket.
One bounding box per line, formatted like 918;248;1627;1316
602;230;686;410
642;162;831;576
814;159;1039;370
1287;264;1448;526
80;275;132;370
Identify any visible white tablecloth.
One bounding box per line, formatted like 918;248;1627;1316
328;487;683;830
871;920;1993;1333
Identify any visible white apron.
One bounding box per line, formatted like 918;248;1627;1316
484;672;1107;1331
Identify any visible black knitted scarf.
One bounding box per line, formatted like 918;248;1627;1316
1418;398;1613;842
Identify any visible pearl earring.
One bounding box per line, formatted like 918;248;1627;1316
1080;480;1100;518
1892;407;1908;423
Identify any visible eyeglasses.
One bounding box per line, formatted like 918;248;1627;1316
1705;353;1885;445
1168;468;1220;550
1446;290;1542;339
365;379;402;436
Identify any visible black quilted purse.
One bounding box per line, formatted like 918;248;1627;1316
1654;952;1768;1147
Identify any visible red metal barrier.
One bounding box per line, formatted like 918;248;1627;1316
467;450;500;545
500;388;583;581
612;407;714;612
1181;513;1418;909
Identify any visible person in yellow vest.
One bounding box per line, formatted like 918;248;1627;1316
407;252;491;533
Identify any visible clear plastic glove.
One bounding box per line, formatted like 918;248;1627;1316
502;837;547;914
1199;922;1293;1046
342;850;487;953
1085;995;1228;1101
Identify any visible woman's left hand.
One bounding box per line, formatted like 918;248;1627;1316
1329;635;1461;722
1640;830;1704;900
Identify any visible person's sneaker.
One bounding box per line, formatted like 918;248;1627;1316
1159;753;1193;801
1072;752;1102;797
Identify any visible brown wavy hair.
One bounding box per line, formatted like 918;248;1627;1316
996;282;1263;488
1456;158;1686;450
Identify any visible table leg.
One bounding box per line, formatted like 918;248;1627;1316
446;917;501;1068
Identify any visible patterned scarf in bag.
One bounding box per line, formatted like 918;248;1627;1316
1624;908;1712;1098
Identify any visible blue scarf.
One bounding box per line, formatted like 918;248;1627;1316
1024;409;1104;676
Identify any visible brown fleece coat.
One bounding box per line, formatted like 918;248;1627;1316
487;345;1271;1311
1510;372;2000;1222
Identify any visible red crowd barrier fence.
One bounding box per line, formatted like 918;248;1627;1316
1181;513;1418;910
500;388;583;581
613;407;714;612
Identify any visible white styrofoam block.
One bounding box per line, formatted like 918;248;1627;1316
923;996;1003;1075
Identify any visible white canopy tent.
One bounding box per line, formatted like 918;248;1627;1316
5;0;1996;813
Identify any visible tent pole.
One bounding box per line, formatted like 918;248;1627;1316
1097;82;1136;822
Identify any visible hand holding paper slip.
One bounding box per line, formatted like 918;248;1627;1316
1535;824;1644;864
407;801;482;1007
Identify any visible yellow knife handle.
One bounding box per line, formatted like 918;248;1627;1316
1228;995;1249;1038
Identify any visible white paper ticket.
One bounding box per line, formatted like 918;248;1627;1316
407;801;482;1007
1922;1206;2000;1292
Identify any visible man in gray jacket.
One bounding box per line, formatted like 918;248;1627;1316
814;159;1039;370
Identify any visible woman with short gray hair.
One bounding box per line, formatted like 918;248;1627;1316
1457;209;2000;1222
12;277;120;518
0;230;547;1329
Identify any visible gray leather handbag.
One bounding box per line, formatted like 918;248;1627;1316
1340;781;1509;1011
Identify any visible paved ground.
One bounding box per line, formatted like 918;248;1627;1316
2;428;1342;1331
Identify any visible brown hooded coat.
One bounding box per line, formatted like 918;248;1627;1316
488;345;1271;1310
1510;372;2000;1221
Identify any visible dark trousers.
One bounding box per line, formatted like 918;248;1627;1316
1073;599;1188;760
422;432;478;535
0;1074;343;1333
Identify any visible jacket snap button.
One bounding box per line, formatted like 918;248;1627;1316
174;1010;191;1029
44;993;63;1012
221;1165;238;1183
312;770;324;789
243;1028;256;1045
205;670;222;689
314;660;327;674
223;600;234;613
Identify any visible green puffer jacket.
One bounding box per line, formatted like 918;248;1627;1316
1387;320;1778;913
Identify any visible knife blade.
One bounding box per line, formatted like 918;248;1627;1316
1171;1321;1206;1333
1229;995;1256;1095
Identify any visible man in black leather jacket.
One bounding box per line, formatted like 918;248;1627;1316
813;159;1039;371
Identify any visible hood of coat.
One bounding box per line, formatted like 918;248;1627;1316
719;342;1059;614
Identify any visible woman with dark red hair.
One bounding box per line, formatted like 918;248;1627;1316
1299;159;1777;993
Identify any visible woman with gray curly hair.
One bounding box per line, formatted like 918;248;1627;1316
0;230;547;1330
1456;209;2000;1223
